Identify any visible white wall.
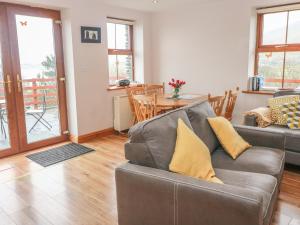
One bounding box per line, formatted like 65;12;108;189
5;0;298;135
151;0;298;123
62;1;152;135
5;0;152;136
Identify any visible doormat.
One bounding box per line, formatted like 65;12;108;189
26;143;95;167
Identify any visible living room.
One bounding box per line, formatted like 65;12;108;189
0;0;299;225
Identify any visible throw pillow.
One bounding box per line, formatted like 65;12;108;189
207;117;251;159
281;101;300;129
169;118;223;184
268;95;300;125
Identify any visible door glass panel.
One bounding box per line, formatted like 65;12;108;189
16;15;61;143
0;45;10;150
258;52;284;88
284;52;300;89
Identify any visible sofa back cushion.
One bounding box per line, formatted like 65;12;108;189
125;107;194;170
185;101;220;153
274;90;300;98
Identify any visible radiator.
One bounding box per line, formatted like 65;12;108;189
114;95;134;132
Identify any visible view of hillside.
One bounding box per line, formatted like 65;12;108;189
258;11;300;89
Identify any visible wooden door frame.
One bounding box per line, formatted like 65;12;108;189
3;2;68;153
0;4;20;158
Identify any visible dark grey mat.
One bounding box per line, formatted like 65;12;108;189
26;143;95;167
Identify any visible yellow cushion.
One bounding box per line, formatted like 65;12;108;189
268;95;300;125
281;101;300;129
208;117;251;159
169;119;223;184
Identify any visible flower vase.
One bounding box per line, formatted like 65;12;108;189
172;88;180;99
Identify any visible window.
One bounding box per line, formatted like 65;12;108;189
255;9;300;89
107;20;134;85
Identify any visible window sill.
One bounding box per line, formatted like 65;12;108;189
107;84;144;91
107;86;127;91
242;90;275;96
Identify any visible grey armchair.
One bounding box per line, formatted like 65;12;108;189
116;100;285;225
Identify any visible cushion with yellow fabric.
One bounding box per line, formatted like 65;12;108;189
208;117;251;159
281;100;300;129
268;95;300;125
169;118;223;184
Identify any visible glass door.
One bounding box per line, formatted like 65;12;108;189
0;5;20;157
6;5;68;152
16;15;61;144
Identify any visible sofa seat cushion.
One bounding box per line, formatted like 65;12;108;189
211;146;285;180
215;168;278;225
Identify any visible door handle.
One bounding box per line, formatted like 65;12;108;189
4;74;12;94
17;74;22;92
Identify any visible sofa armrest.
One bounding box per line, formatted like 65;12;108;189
116;163;264;225
234;125;285;150
244;114;258;127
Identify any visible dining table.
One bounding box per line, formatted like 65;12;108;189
134;93;207;109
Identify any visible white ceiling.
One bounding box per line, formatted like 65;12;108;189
98;0;300;12
98;0;204;12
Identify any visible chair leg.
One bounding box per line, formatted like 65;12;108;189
0;112;6;139
31;114;52;129
40;117;52;128
28;113;52;133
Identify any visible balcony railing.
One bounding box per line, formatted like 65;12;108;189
0;77;57;109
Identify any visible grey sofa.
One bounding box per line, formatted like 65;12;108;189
116;100;285;225
244;90;300;166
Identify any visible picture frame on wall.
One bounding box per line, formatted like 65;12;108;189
81;26;101;43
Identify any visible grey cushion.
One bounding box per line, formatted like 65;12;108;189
268;125;300;153
274;90;300;97
211;146;285;180
126;108;193;170
215;169;278;225
284;129;300;153
185;101;219;153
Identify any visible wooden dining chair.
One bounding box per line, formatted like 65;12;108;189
126;86;146;124
145;83;174;114
208;91;228;116
224;87;240;121
132;94;158;123
145;83;165;95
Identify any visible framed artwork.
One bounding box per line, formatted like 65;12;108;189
81;26;101;43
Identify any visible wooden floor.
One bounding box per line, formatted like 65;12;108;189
0;134;298;225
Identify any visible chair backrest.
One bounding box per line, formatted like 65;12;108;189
145;83;165;95
132;94;157;123
224;87;240;121
126;86;146;121
208;91;228;116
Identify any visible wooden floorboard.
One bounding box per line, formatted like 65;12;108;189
0;134;298;225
